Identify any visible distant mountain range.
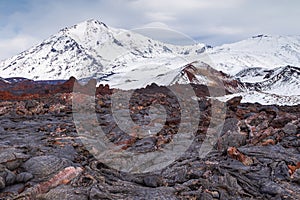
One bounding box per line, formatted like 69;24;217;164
0;19;299;105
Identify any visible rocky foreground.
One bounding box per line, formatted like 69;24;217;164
0;79;299;200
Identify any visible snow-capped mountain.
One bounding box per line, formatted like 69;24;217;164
218;65;300;105
207;34;300;75
0;19;205;80
171;61;242;93
0;19;299;105
237;65;300;96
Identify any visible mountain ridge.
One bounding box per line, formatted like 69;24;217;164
0;19;299;105
0;19;205;80
208;34;300;75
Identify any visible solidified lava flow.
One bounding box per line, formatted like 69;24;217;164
0;78;299;200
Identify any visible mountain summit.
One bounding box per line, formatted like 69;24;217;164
0;19;205;80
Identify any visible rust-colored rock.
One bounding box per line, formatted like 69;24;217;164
15;166;83;199
0;77;113;101
227;147;253;166
261;139;276;146
288;162;300;175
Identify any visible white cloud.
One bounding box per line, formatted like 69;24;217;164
144;12;175;21
130;0;245;13
0;34;39;61
206;26;245;35
140;22;172;29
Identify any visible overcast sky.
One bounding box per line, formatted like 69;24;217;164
0;0;300;60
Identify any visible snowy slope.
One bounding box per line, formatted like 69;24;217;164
238;65;300;96
96;60;230;90
207;34;300;75
0;19;205;81
216;91;300;106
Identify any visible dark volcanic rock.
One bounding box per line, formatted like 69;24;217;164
143;174;164;187
292;169;300;183
130;137;157;153
227;96;242;111
217;118;247;151
0;80;299;199
16;172;33;183
0;176;5;190
36;185;88;200
0;148;29;170
22;155;73;181
283;122;298;134
4;170;16;186
260;181;285;196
